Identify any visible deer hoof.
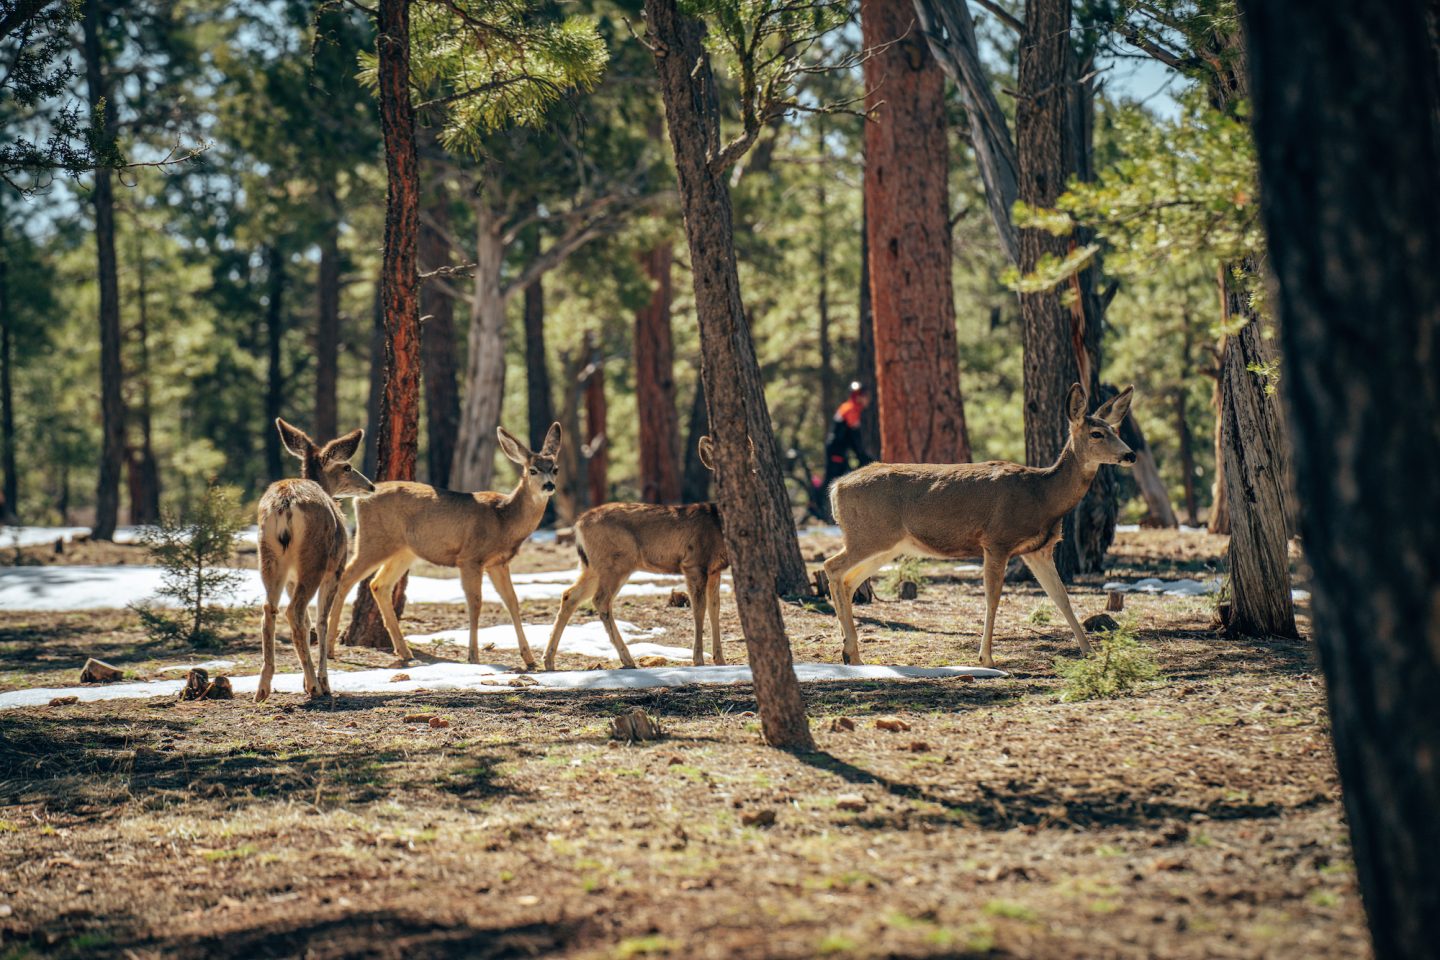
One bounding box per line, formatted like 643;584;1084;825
254;687;270;704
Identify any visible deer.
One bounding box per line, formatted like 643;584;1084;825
327;423;561;669
543;436;728;672
255;420;374;702
823;384;1136;669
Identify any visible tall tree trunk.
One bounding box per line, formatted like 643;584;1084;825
83;0;123;540
635;242;681;503
553;345;585;524
856;199;879;459
264;246;287;485
645;0;813;748
1;211;18;523
585;337;607;507
681;378;711;503
363;277;384;478
1113;400;1177;528
1241;3;1440;954
346;0;421;650
419;165;459;486
862;0;969;464
816;119;839;423
315;179;341;441
1218;263;1297;638
451;209;506;491
522;235;554;454
1176;327;1200;526
129;229;160;524
1207;365;1229;533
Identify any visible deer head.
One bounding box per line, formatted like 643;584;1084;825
276;419;375;497
498;422;561;498
1067;384;1137;469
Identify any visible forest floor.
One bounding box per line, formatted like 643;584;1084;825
0;529;1365;959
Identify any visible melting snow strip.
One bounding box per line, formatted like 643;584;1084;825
1104;577;1310;601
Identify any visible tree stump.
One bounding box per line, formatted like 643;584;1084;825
79;658;123;684
1082;613;1119;633
1106;591;1125;612
668;589;690;608
898;580;919;600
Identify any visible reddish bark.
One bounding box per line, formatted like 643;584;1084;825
635;243;681;503
861;0;969;464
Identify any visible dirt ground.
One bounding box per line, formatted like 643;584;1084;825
0;530;1366;959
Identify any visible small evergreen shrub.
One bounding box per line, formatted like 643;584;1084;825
133;483;246;648
1056;622;1159;702
879;556;928;597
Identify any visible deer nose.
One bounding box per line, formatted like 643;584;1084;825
542;481;555;492
1120;451;1137;465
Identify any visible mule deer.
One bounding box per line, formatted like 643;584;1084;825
824;385;1136;668
328;423;561;668
543;436;727;671
255;420;374;702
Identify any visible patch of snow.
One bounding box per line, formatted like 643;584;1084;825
0;565;688;611
1114;524;1209;535
528;529;558;544
0;660;1005;710
409;620;691;663
1103;577;1310;602
0;525;259;548
156;659;238;673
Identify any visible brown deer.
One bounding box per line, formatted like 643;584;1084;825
328;423;561;668
824;385;1136;668
543;436;727;671
255;420;374;702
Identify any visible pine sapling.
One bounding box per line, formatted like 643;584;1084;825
133;483;246;647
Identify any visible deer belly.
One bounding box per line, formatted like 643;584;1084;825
901;531;982;560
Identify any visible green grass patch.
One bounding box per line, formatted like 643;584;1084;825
1056;622;1159;702
613;935;681;958
201;843;259;861
984;899;1038;922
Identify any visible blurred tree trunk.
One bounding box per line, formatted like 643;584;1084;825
636;242;681;503
1113;401;1176;528
419;165;458;487
585;334;607;507
315;179;341;441
1176;327;1199;526
346;0;421;650
0;213;16;522
645;0;813;748
856;199;879;459
363;278;383;478
128;231;160;524
451;207;505;492
681;379;711;503
553;344;585;524
816;119;839;424
1208;366;1229;533
523;274;553;455
862;0;969;465
83;0;124;540
263;246;287;485
1242;1;1440;953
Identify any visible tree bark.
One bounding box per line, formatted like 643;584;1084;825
451;208;506;491
522;272;553;455
315;179;341;441
645;0;813;748
681;377;711;503
0;212;16;522
635;242;681;503
862;0;969;465
419;166;459;487
1114;401;1177;528
346;0;421;650
585;335;607;507
553;344;585;524
83;0;124;540
1218;263;1297;639
1207;365;1229;533
363;277;384;478
815;119;839;423
264;245;286;486
1241;2;1440;954
128;228;160;525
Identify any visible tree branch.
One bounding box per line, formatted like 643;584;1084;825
970;0;1023;33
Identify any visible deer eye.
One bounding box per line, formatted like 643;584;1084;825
529;468;538;475
1090;431;1104;440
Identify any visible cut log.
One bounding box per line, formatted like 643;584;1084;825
1106;591;1125;612
79;658;122;684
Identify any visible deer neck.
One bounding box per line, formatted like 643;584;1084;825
1040;437;1099;521
499;477;546;531
299;456;335;499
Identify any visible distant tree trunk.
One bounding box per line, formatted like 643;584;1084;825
1218;263;1297;639
816;120;839;423
83;0;123;540
635;242;681;503
0;215;16;522
129;232;160;524
1176;329;1200;526
1242;3;1440;954
419;166;459;486
862;0;969;465
264;246;287;485
1208;366;1229;533
553;345;585;524
347;0;421;650
856;199;879;459
681;378;711;503
363;279;384;478
1114;402;1177;528
585;335;607;507
315;179;341;441
646;0;813;748
522;273;553;455
451;208;506;491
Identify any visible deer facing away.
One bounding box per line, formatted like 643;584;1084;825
824;385;1136;668
255;420;374;702
544;436;727;671
328;423;561;668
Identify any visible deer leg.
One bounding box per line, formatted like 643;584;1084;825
823;548;862;664
256;557;284;703
1021;546;1093;656
287;580;321;697
707;571;724;666
327;553;385;653
487;564;535;670
458;562;486;665
594;573;637;668
314;577;338;697
979;548;1007;669
683;567;707;666
369;557;415;663
544;566;599;671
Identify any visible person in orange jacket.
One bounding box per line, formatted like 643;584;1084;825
824;382;873;488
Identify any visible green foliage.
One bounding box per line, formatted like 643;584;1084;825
879;557;928;598
132;483;247;648
1056;622;1160;702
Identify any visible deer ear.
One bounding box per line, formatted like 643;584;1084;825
276;418;313;460
497;426;529;465
540;421;562;458
1095;385;1134;426
697;436;715;471
321;428;364;463
1066;384;1087;424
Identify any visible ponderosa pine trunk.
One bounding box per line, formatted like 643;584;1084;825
681;379;711;503
83;0;123;540
645;0;813;748
419;168;459;486
264;246;287;485
346;0;421;650
862;0;969;464
451;209;506;492
363;278;383;478
0;212;16;522
636;242;681;503
315;179;341;441
1241;2;1440;953
523;274;553;456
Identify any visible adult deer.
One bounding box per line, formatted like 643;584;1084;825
824;385;1136;668
256;420;374;702
543;436;727;671
328;423;561;668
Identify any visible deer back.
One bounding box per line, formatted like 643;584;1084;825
575;501;727;575
257;479;349;581
352;480;544;569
